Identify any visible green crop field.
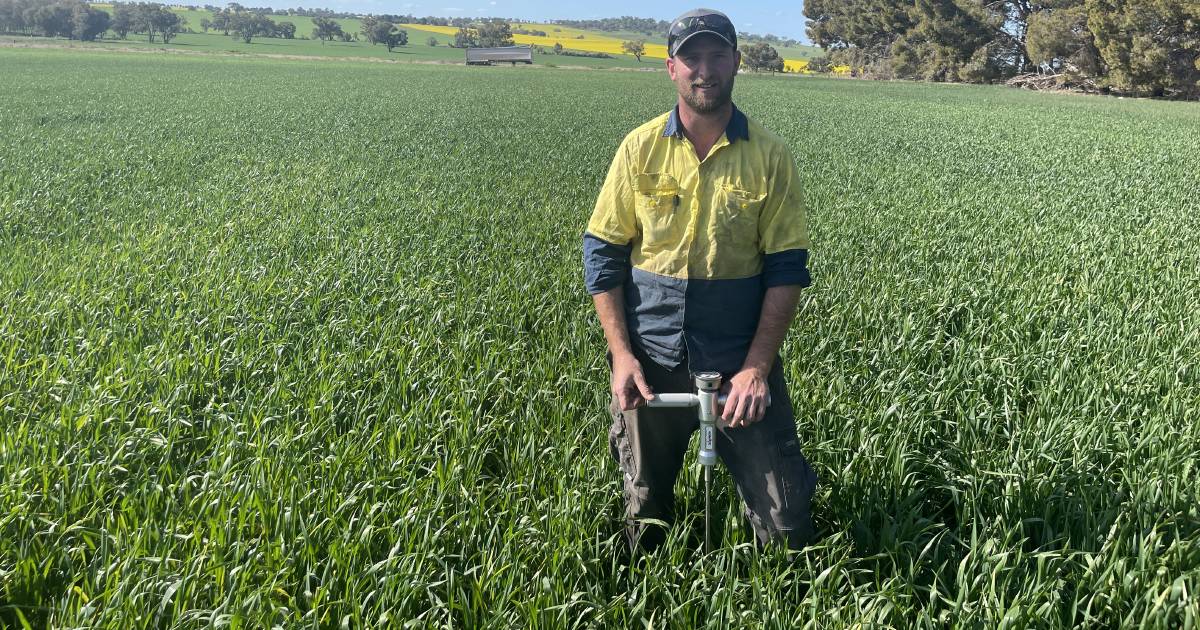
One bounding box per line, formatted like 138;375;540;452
2;47;1199;628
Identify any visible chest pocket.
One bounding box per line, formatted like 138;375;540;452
635;173;680;254
717;183;767;247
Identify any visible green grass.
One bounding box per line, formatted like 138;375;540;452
1;47;1199;627
770;43;822;60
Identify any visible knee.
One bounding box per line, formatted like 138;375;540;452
746;463;817;550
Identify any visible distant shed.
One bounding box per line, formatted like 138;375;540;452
466;46;534;66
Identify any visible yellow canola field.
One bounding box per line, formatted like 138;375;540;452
403;22;812;72
402;23;668;58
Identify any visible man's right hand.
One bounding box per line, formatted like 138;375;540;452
611;352;655;411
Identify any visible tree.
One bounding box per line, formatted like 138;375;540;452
71;3;109;41
1086;0;1200;98
888;0;1000;81
805;0;1011;81
209;7;230;34
427;35;437;46
1026;2;1102;76
386;26;406;50
229;11;271;43
0;0;36;35
109;2;134;38
199;17;209;31
742;42;785;73
359;14;379;43
553;41;563;54
130;3;181;43
806;55;832;72
804;0;914;61
622;39;645;61
32;2;72;38
147;5;184;43
274;20;294;38
311;16;342;42
476;19;512;47
453;25;476;47
366;18;406;51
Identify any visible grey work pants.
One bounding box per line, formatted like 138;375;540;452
608;347;818;552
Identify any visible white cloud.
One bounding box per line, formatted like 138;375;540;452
444;6;462;10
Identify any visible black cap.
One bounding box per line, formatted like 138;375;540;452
667;9;737;57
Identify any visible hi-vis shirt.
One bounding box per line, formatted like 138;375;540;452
583;104;812;374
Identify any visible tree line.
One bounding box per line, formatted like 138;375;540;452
552;16;668;36
552;15;803;49
804;0;1200;98
0;0;421;49
450;19;515;48
199;4;295;42
0;0;184;41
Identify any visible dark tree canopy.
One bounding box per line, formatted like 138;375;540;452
804;0;1200;97
71;4;109;41
622;39;645;62
310;16;343;42
742;42;785;73
453;25;476;48
228;11;273;43
363;17;406;51
476;19;513;47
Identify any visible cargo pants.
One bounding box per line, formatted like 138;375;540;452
608;346;818;552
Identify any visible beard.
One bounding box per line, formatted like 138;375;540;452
679;74;735;114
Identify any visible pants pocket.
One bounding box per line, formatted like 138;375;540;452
776;430;817;515
608;402;636;483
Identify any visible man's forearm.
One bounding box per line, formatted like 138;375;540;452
592;286;635;360
741;285;803;375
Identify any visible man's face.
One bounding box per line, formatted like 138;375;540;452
666;36;740;114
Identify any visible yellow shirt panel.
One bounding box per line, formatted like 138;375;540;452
587;110;809;281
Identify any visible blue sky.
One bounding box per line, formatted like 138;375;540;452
290;1;813;43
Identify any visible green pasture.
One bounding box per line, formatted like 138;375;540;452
160;5;363;36
0;32;659;70
34;7;663;68
6;7;811;68
1;47;1199;627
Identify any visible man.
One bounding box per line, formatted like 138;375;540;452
582;8;818;553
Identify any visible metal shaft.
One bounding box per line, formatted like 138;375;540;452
704;465;711;552
641;373;773;552
693;372;721;553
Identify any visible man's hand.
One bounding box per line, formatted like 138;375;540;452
611;352;655;411
720;367;769;428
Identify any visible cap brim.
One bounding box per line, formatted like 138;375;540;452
670;31;736;57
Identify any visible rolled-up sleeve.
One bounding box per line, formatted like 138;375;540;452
583;234;633;294
759;145;812;288
583;140;638;294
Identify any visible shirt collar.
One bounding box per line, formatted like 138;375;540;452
663;104;749;143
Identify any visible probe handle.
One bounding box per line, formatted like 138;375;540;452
643;393;773;408
717;393;772;408
644;393;700;407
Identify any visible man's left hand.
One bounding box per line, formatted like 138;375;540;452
720;368;770;428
